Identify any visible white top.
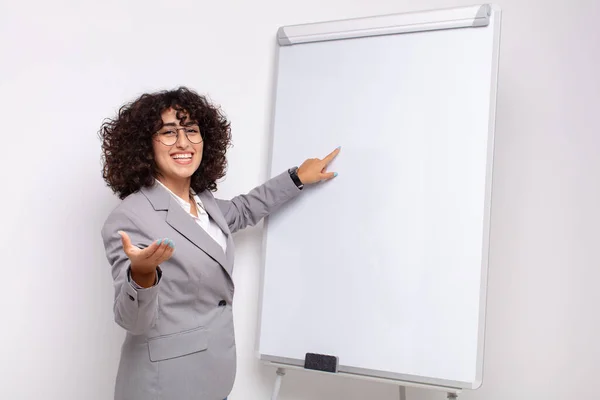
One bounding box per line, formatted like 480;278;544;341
156;180;227;253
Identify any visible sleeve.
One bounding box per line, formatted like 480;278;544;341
214;169;302;234
101;209;161;335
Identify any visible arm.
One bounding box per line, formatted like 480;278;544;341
216;147;341;233
215;170;302;234
101;210;161;335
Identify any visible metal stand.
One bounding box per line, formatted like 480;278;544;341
399;386;407;400
271;368;286;400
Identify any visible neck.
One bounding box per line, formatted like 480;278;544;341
156;175;192;202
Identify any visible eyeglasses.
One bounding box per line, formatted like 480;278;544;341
154;125;203;146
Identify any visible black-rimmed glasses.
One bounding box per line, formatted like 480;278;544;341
155;125;203;146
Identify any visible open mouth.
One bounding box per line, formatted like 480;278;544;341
171;153;193;165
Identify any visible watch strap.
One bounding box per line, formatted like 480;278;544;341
288;167;304;190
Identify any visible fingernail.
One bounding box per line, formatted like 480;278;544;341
337;146;341;149
157;239;162;245
168;240;175;248
334;172;338;177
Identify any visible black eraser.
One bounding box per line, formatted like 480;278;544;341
304;352;338;373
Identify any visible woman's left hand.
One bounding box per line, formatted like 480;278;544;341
297;146;341;185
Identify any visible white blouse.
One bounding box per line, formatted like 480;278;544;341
155;180;227;252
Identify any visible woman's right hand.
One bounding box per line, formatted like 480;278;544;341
119;231;175;276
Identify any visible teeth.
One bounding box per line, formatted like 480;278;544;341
172;154;192;159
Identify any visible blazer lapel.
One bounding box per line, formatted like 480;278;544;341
197;191;235;273
141;183;229;274
197;191;230;239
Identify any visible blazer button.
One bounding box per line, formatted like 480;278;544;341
218;300;226;306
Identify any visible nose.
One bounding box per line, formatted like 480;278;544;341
175;128;190;148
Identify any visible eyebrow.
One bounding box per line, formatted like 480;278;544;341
161;121;199;128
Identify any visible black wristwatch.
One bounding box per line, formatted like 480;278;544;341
288;167;304;190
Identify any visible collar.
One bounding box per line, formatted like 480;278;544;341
155;180;207;216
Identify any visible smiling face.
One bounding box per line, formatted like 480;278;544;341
152;107;203;188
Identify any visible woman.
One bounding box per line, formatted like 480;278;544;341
99;87;339;400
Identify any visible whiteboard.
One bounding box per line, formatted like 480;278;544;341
258;4;501;390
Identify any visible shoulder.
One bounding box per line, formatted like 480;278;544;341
198;188;215;200
107;190;150;217
101;190;152;237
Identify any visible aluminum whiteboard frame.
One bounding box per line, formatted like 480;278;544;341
278;4;492;45
257;3;502;392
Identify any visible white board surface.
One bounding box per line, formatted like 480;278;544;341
258;4;501;390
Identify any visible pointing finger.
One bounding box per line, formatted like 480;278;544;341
321;146;341;166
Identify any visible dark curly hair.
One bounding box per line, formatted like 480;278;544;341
99;87;232;199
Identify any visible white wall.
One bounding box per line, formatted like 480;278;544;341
1;0;598;399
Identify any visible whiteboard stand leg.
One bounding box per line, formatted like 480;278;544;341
447;393;458;399
271;367;286;400
399;385;407;400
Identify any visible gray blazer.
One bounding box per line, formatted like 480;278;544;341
101;170;301;400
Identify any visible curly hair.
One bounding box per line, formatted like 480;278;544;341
99;87;232;199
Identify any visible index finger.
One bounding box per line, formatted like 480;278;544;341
321;146;341;165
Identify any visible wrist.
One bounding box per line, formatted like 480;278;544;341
288;167;304;189
297;172;307;184
130;267;157;288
